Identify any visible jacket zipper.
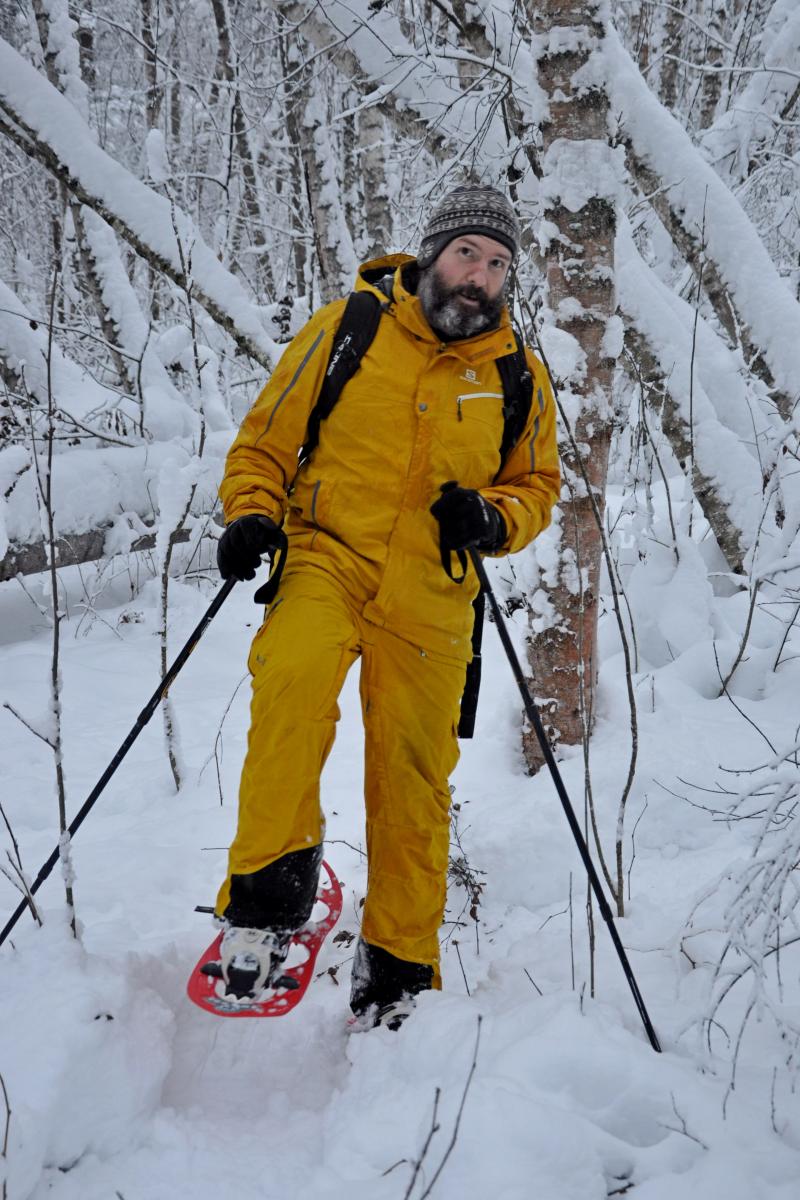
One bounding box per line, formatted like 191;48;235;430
455;392;504;421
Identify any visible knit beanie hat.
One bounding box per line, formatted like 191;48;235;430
417;184;520;269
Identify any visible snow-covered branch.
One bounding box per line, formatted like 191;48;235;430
607;26;800;417
617;219;766;572
0;37;278;370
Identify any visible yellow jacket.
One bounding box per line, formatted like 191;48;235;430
221;255;560;661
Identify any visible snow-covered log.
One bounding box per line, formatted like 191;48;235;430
0;435;228;578
0;37;279;370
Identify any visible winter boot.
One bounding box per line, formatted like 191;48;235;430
349;937;434;1031
219;843;325;999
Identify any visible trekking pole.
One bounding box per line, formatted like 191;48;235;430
467;546;662;1053
1;573;244;949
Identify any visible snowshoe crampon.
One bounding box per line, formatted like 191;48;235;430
187;859;342;1018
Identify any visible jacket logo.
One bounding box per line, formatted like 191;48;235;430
460;369;479;383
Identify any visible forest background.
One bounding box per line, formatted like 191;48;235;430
1;2;800;1198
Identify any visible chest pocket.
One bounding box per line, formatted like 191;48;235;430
430;390;504;486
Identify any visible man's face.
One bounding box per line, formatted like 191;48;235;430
417;234;512;340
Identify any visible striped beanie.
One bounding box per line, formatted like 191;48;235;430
417;184;520;269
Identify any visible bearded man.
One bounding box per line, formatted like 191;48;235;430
213;184;560;1028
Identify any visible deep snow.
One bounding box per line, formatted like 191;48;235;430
1;508;799;1198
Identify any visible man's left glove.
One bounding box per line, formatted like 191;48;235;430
217;514;283;581
430;486;506;554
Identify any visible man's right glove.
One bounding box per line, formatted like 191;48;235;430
217;514;283;581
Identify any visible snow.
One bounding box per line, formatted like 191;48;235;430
2;515;800;1197
2;4;800;1197
605;25;800;399
0;433;227;547
700;3;800;186
615;217;766;556
0;39;279;369
541;140;626;213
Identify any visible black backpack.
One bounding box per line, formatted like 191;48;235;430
300;288;534;738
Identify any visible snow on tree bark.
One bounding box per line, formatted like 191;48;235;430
301;81;357;303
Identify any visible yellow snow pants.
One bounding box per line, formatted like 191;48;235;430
215;566;465;975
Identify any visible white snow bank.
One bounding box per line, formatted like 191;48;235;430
1;921;173;1199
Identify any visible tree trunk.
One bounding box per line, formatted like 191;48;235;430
658;1;683;113
624;144;794;420
622;326;747;576
140;0;163;131
699;0;726;130
209;0;275;301
278;25;311;296
524;0;616;770
301;77;356;303
358;104;392;260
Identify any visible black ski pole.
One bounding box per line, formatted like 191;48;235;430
1;574;241;949
468;546;662;1053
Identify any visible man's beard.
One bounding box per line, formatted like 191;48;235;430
417;265;505;341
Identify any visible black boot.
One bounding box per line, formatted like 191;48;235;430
223;843;324;929
350;937;434;1030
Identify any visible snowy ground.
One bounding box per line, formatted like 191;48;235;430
1;516;799;1199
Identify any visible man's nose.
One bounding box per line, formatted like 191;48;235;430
465;261;488;288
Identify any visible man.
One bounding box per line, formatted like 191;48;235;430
214;184;560;1028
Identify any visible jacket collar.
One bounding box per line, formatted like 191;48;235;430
355;255;518;364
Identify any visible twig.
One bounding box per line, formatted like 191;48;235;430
417;1016;483;1200
1;853;42;925
0;1070;10;1200
453;940;470;996
2;702;55;749
712;642;777;755
627;796;649;903
402;1088;442;1200
569;872;575;991
718;578;761;694
523;968;543;996
198;673;248;805
662;1094;708;1150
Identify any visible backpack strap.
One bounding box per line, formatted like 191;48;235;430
299;290;384;465
496;334;533;471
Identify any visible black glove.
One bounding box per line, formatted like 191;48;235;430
430;485;506;554
217;514;283;581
